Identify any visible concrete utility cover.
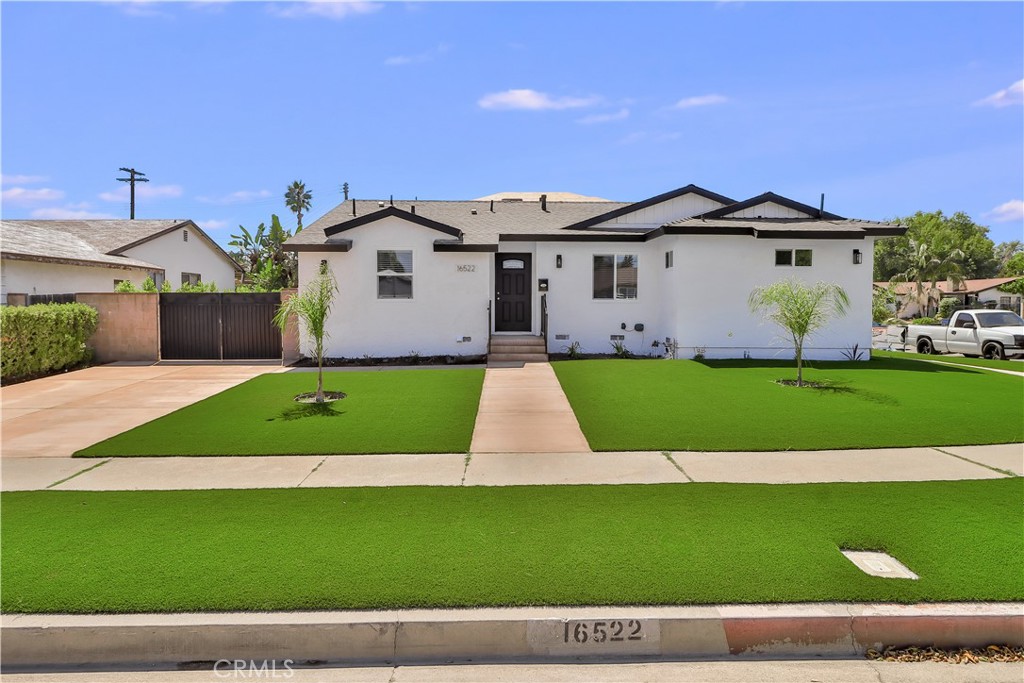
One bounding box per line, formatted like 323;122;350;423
841;550;919;580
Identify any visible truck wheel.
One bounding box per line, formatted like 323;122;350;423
982;342;1005;360
917;338;935;355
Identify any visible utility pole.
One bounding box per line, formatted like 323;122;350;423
117;167;149;220
342;182;350;201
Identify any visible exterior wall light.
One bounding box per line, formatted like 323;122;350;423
556;254;563;268
853;249;863;265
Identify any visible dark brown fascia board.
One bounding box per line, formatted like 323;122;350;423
323;206;463;239
699;192;845;221
433;241;498;252
560;184;737;231
1;252;166;272
652;226;754;239
286;241;353;252
109;219;244;273
862;227;908;236
753;230;867;240
500;233;648;243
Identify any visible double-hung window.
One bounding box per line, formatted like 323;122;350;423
775;249;812;267
377;250;413;299
593;254;638;300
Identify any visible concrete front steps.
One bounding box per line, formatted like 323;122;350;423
488;335;548;363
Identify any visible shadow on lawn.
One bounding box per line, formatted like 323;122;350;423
270;402;346;422
695;357;979;374
801;381;900;407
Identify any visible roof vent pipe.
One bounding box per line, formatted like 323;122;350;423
390;195;394;206
351;199;356;216
540;194;548;212
820;193;825;216
490;200;494;213
411;205;415;214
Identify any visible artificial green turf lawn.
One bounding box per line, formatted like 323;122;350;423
552;357;1024;452
872;348;1024;371
74;369;484;456
1;479;1020;613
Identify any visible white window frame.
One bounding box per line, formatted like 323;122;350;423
593;253;639;301
377;249;413;300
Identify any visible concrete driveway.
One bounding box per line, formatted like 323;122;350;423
1;363;279;459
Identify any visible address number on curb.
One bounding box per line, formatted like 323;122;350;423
563;619;644;644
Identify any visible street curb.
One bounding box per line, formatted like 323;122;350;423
2;603;1021;671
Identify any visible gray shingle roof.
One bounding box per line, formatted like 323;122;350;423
289;199;634;247
287;194;904;249
0;221;163;270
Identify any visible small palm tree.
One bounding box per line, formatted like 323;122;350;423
749;278;850;387
284;181;313;233
274;266;337;403
892;239;964;317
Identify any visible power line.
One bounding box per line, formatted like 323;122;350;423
116;167;149;220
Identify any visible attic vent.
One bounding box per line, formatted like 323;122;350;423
378;201;385;208
183;230;188;242
471;209;477;215
501;198;523;202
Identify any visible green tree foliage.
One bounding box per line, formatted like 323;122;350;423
748;279;850;387
114;280;137;293
274;266;337;403
1;303;98;381
874;211;998;281
872;284;899;324
891;240;965;318
284;181;313;233
228;214;297;290
995;241;1022;274
1000;251;1024;277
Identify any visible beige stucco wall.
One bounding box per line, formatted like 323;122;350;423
76;293;159;363
280;288;301;364
122;225;237;290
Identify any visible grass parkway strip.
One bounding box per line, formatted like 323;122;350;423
74;369;485;457
552;357;1024;452
2;479;1020;614
871;348;1024;371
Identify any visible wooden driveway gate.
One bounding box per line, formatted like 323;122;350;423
159;293;282;360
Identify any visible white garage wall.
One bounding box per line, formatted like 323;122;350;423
123;226;237;290
1;258;154;301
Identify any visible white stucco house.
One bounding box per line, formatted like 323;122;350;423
285;184;905;361
0;219;240;302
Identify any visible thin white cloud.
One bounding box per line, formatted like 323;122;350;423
672;94;729;109
102;1;172;19
200;219;230;230
268;1;382;21
973;79;1023;108
478;89;601;111
30;207;118;220
99;184;183;202
577;108;630;125
1;174;48;186
384;43;451;67
2;187;65;204
984;199;1024;223
196;189;272;205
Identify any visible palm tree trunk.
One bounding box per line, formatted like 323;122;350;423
796;346;803;387
316;349;324;403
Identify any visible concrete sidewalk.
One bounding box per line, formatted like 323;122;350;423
2;444;1019;491
0;363;280;458
470;363;590;453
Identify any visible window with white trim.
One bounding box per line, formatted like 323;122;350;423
377;250;413;299
181;272;201;286
593;254;638;300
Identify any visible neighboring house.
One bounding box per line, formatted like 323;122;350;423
285;184;905;360
875;277;1024;318
0;219;240;302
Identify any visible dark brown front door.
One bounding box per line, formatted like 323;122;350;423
495;253;531;332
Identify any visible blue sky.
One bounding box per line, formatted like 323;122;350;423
2;1;1022;246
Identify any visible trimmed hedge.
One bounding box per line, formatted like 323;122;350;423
1;303;98;382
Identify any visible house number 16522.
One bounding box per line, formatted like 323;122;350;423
456;265;476;272
563;620;643;644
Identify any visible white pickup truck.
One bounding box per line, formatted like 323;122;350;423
901;310;1024;359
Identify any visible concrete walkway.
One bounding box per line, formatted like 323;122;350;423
470;362;590;453
3;444;1019;491
0;364;280;458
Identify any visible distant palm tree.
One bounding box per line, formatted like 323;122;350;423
892;239;964;317
284;181;313;232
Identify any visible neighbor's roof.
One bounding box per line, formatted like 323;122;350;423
287;185;905;250
876;277;1023;295
0;221;162;271
0;219;242;272
473;191;612;202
